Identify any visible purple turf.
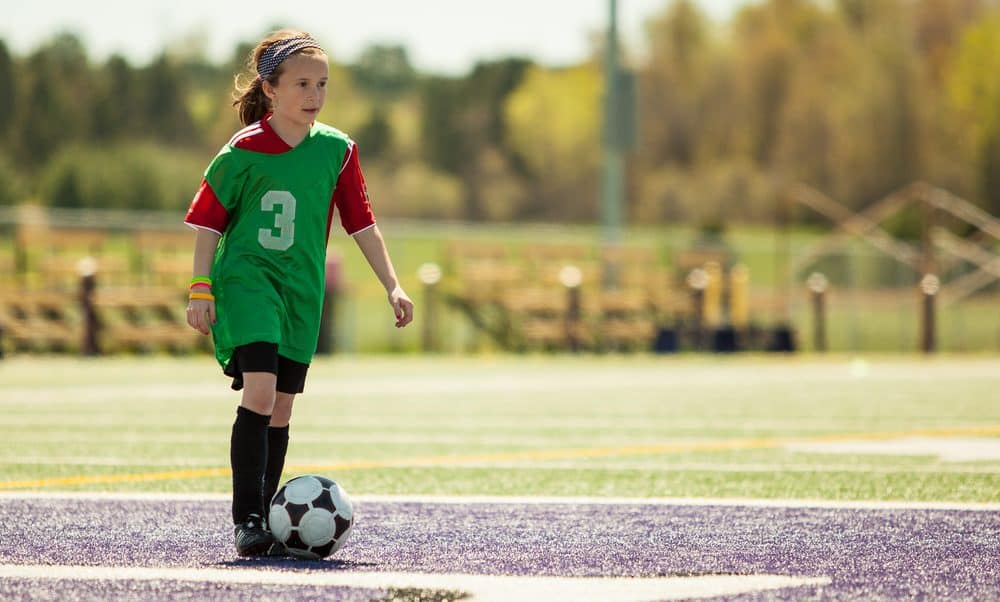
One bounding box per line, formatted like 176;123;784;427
0;498;996;600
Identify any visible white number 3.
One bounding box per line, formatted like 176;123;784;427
258;191;297;251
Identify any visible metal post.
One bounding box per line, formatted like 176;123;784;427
418;263;443;353
687;268;708;350
807;272;828;352
601;0;624;289
920;274;939;353
560;265;584;352
78;256;99;356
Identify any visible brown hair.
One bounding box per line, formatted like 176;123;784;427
233;29;326;126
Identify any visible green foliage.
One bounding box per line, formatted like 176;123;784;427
420;76;470;176
139;55;201;145
12;33;93;166
1;3;997;224
351;44;416;98
505;63;602;220
0;41;14;138
0;152;24;206
38;143;205;210
636;160;776;224
363;162;463;219
354;107;393;160
948;10;1000;214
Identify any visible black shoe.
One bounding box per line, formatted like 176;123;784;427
265;541;288;557
234;514;273;557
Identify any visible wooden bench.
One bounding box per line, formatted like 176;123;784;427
0;291;79;352
500;286;576;351
587;289;657;352
452;261;525;304
132;229;195;288
16;226;130;290
93;289;206;354
520;243;592;265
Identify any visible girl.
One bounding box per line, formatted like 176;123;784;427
183;30;414;557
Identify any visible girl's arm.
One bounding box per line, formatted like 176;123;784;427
186;228;221;335
353;225;414;328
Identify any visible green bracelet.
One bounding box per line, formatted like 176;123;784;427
190;276;212;288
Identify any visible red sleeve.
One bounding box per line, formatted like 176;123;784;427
328;143;376;240
184;179;229;235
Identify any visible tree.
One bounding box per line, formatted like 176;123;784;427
948;12;1000;213
138;54;199;145
355;107;393;160
420;76;467;175
12;33;92;166
419;61;533;221
91;55;138;141
639;0;713;167
505;63;602;221
0;41;15;139
351;44;416;98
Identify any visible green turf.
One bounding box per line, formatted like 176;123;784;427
0;355;997;501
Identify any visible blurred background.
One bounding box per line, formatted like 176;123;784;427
0;0;998;356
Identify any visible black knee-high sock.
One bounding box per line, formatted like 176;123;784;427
230;406;270;524
263;425;290;511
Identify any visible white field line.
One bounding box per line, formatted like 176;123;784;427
0;491;997;511
0;564;830;601
6;423;990;442
0;419;864;433
0;456;226;467
0;416;885;432
362;461;1000;474
0;429;751;443
3;357;999;402
2;456;997;475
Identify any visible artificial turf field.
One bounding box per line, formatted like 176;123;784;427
0;354;997;600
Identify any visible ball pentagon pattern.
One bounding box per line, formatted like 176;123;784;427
268;475;354;559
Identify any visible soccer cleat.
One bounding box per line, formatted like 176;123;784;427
234;514;274;557
265;541;289;557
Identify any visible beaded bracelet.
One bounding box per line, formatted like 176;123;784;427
189;292;215;301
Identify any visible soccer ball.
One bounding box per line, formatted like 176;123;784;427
268;475;354;559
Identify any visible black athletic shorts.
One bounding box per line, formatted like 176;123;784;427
223;342;309;394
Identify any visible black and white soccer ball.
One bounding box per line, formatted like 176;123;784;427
268;475;354;559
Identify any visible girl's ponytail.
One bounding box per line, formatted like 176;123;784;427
234;75;268;126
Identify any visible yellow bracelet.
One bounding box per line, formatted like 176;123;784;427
189;292;215;301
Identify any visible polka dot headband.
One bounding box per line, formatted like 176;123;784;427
257;36;323;81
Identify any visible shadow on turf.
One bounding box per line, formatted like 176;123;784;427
217;557;379;570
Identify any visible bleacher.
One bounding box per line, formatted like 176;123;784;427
439;240;741;353
0;224;206;355
1;222;765;356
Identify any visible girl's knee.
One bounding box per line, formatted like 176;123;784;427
240;371;278;415
271;393;295;427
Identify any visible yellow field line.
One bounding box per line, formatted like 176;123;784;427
1;425;997;491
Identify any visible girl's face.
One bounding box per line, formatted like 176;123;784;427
264;51;329;128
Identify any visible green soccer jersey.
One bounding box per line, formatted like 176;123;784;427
204;122;351;368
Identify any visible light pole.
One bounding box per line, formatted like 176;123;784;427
602;0;635;289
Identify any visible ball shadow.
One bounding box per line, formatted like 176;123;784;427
216;557;379;570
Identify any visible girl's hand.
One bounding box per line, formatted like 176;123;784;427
388;286;414;328
186;292;216;335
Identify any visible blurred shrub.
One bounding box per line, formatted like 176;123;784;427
637;160;776;224
364;162;463;219
39;143;205;211
0;152;24;206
